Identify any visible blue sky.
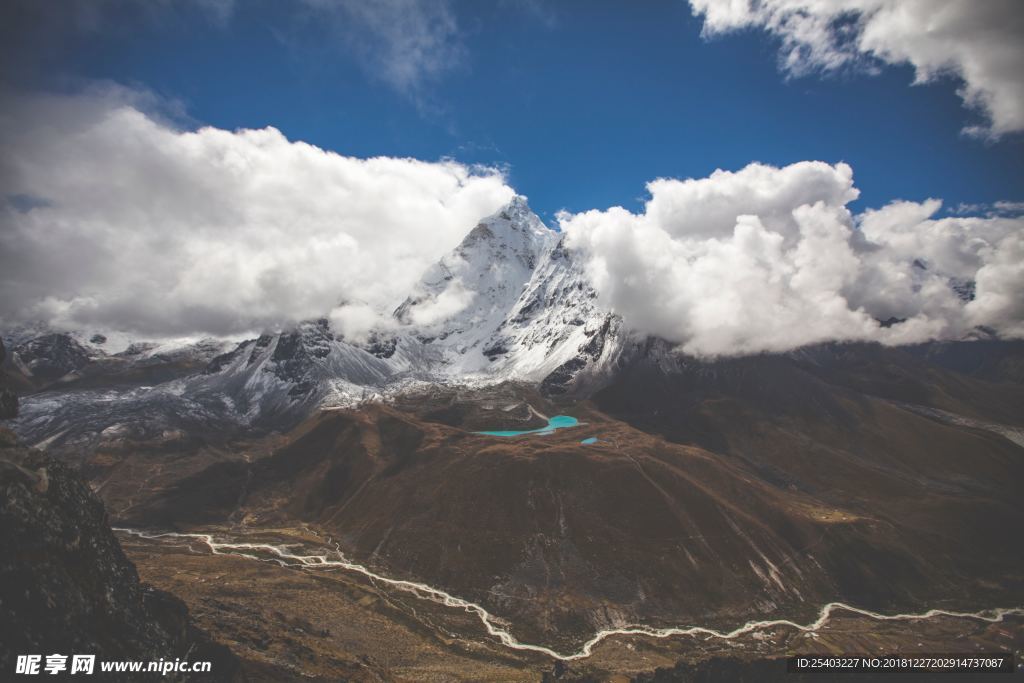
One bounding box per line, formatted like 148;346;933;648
9;0;1022;223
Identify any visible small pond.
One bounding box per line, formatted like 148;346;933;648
476;415;579;437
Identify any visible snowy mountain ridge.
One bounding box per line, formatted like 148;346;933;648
189;196;628;416
3;196;628;433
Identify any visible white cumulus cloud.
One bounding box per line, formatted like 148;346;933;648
689;0;1024;138
560;161;1024;356
0;88;513;339
3;89;1021;358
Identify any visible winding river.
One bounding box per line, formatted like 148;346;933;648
114;528;1023;661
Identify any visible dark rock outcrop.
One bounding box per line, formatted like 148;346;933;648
0;391;15;420
0;339;18;419
362;333;397;359
0;430;242;681
12;333;92;383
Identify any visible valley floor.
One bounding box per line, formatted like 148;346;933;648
119;525;1024;681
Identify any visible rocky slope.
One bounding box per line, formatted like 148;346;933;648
0;429;242;681
116;370;1023;652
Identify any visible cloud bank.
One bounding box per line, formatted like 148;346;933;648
2;90;1021;357
0;88;513;339
560;161;1024;356
689;0;1024;138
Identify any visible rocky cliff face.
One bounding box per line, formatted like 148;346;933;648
0;429;241;681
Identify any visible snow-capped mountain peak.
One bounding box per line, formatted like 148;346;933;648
394;196;556;338
386;196;622;381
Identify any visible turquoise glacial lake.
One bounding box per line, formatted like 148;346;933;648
477;415;579;437
580;437;599;445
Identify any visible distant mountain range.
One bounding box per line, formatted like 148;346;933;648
2;197;628;439
3;195;1024;446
